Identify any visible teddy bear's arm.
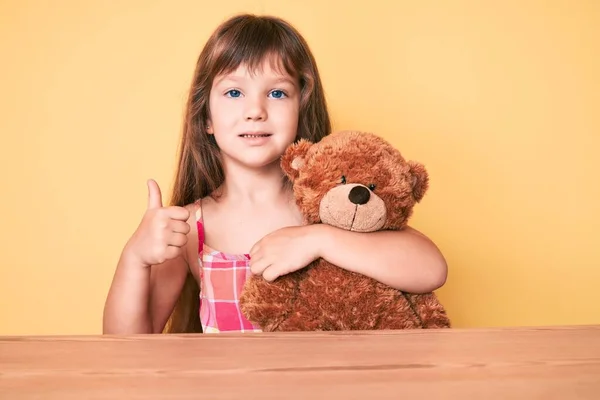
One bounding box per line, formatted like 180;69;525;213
239;272;302;332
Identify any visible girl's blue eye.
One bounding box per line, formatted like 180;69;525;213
269;90;286;99
225;89;241;98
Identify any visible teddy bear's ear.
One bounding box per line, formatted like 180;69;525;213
281;139;313;182
408;160;429;202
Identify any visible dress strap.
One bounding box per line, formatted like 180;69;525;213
195;198;205;255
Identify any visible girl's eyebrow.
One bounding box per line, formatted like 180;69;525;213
213;75;240;85
273;77;297;86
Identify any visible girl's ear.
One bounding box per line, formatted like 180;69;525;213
408;160;429;202
281;139;313;182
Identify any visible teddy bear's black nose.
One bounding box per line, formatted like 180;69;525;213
348;186;370;205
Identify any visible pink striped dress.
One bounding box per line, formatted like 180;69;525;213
195;202;262;334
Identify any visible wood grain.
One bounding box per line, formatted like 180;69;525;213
1;325;599;399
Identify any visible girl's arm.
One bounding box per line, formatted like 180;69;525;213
103;249;154;334
313;224;447;293
103;196;195;335
103;248;189;334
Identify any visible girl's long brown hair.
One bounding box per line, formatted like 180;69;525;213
163;14;331;333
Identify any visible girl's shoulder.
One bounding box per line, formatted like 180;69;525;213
184;198;203;223
191;194;224;224
183;197;213;255
180;194;215;224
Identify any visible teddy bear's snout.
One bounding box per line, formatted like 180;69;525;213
318;183;387;233
348;186;370;205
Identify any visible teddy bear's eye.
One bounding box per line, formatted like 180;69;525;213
368;183;376;191
341;175;346;184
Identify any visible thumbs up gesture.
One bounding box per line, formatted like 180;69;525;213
126;179;191;267
146;179;165;210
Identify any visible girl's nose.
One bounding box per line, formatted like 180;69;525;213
244;97;267;121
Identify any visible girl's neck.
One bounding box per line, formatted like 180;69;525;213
217;160;292;206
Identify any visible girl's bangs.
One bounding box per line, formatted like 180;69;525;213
210;24;302;79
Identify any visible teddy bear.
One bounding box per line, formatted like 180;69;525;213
239;130;451;331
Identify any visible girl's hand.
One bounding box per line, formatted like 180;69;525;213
125;179;191;268
249;225;323;282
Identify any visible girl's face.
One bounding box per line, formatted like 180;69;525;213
207;58;300;170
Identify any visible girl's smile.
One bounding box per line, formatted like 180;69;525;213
239;133;273;146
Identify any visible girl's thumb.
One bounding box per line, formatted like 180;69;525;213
147;179;163;209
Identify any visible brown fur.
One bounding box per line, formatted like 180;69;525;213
240;130;451;331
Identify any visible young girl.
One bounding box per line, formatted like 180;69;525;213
103;14;448;334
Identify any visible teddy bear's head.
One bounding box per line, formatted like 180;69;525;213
281;130;428;232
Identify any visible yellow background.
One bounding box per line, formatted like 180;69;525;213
1;1;599;335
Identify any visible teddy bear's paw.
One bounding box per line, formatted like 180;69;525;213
403;293;452;329
239;273;301;331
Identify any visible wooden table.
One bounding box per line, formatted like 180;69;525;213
1;325;599;399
